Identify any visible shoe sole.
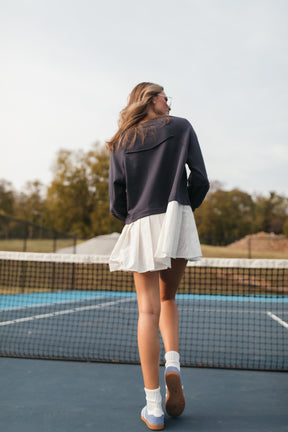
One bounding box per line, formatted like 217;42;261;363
141;414;164;430
165;371;185;417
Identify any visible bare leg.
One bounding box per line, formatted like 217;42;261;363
159;258;187;352
133;271;161;390
159;258;187;418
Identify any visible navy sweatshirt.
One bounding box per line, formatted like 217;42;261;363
109;116;209;224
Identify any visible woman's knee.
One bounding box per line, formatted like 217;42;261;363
138;301;161;319
160;291;176;302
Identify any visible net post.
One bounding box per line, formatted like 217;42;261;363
73;233;77;254
53;231;57;252
248;236;252;259
23;222;28;252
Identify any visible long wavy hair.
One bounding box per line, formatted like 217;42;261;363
106;82;165;152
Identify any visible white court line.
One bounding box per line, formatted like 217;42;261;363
0;298;135;327
0;296;109;312
179;307;270;314
266;312;288;329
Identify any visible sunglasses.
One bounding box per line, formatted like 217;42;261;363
158;94;172;107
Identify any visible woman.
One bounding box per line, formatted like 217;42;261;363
107;82;209;430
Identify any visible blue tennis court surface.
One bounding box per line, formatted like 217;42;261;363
0;290;136;310
1;358;287;432
1;291;288;311
0;291;287;370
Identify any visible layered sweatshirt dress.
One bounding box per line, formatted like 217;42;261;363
108;116;209;273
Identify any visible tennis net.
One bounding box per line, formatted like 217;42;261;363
0;251;287;370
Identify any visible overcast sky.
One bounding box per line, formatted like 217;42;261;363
1;0;287;196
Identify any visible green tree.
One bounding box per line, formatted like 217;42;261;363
85;143;123;235
14;180;47;225
0;179;15;215
46;149;93;237
195;187;255;245
45;144;123;238
253;192;288;234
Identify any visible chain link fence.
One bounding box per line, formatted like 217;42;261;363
0;214;77;253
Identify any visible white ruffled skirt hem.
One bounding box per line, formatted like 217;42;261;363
109;201;202;273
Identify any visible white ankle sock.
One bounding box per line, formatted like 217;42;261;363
144;387;163;416
165;351;180;372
